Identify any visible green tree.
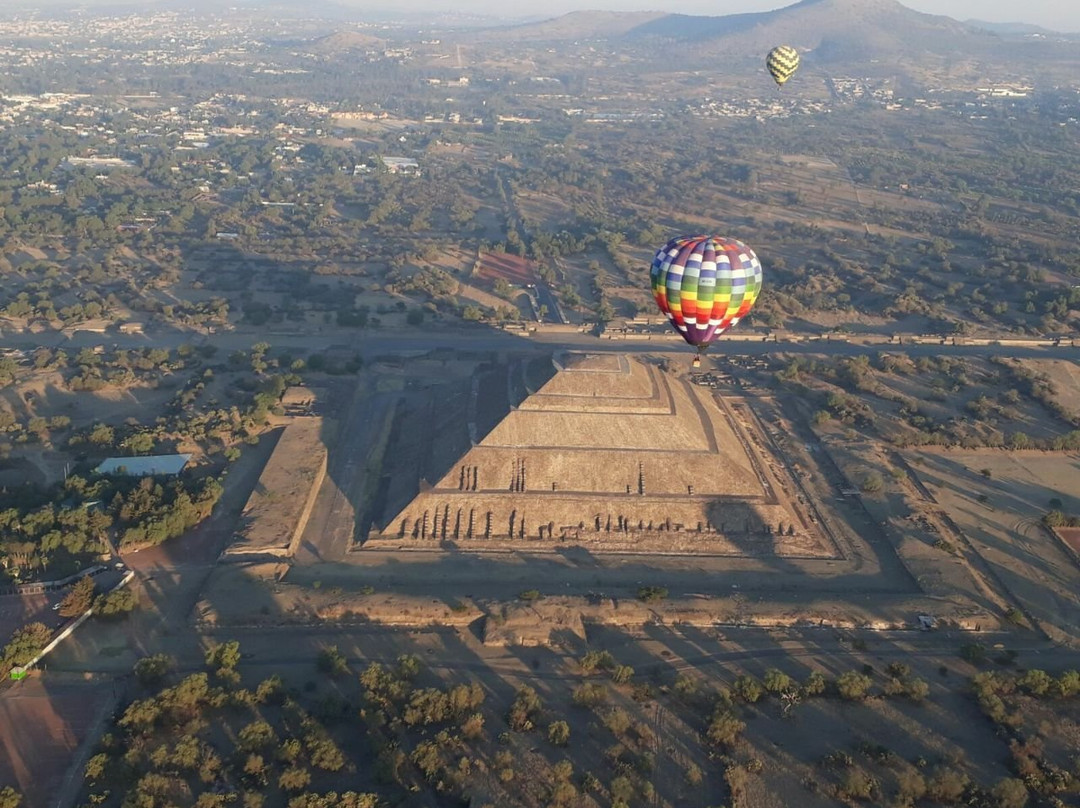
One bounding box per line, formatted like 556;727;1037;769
0;787;21;808
237;720;277;752
1;623;51;677
84;752;109;782
58;576;96;617
278;767;311;793
134;654;172;686
93;588;136;618
205;640;241;670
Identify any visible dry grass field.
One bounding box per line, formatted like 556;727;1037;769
909;450;1080;645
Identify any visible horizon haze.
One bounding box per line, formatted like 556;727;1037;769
6;0;1080;32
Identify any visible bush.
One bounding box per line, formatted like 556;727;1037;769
836;671;873;700
705;708;745;748
278;767;311;793
860;472;884;493
1003;607;1025;626
507;686;541;731
571;682;608;708
896;769;927;804
1018;669;1052;696
134;654;172;686
636;585;668;603
205;640;241;670
904;677;930;702
763;668;793;694
733;674;763;703
518;589;541;602
547;720;570;746
579;650;615;673
960;642;986;664
926;767;969;804
802;671;828;696
610;665;634;684
603;707;633;737
316;646;349;678
991;778;1029;808
839;768;876;801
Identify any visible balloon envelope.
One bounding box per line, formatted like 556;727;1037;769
766;45;800;87
650;235;763;349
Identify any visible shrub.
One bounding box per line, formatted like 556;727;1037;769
886;662;911;678
277;767;311;793
316;646;349;678
991;778;1029;808
836;671;873;700
926;767;969;804
602;708;632;736
763;668;793;694
705;709;745;748
839;768;876;801
579;650;615;673
733;674;763;703
134;654;172;686
610;665;634;684
1017;669;1052;696
960;642;986;664
461;712;484;740
507;686;542;731
802;671;828;696
571;682;608;708
896;769;927;804
636;586;668;603
904;677;930;702
547;720;570;747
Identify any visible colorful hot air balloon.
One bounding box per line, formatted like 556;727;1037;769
766;45;800;88
650;235;763;364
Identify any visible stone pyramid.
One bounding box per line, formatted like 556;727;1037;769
371;353;831;556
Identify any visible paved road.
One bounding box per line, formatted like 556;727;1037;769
9;324;1080;363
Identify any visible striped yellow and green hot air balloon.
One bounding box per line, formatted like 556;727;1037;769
766;44;800;88
650;235;763;364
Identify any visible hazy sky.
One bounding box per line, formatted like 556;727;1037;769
467;0;1079;32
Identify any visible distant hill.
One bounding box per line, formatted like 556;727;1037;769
308;30;386;52
495;0;1000;64
469;10;668;42
964;19;1054;35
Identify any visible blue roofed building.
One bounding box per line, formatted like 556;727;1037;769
95;454;192;477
